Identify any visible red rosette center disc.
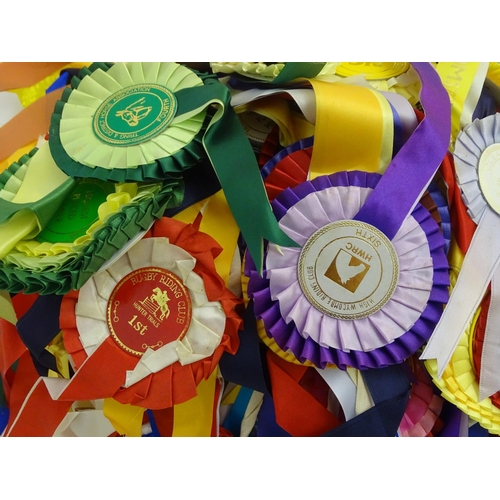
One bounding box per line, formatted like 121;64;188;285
107;267;192;356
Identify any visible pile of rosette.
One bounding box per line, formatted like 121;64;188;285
1;60;500;436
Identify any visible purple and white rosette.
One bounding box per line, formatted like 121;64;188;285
247;170;449;370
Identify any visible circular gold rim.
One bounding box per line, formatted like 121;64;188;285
297;220;399;320
478;143;500;216
93;83;178;146
106;266;192;356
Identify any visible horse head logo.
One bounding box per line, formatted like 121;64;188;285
115;97;152;127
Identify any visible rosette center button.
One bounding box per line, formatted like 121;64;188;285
478;143;500;215
106;267;192;356
298;220;399;320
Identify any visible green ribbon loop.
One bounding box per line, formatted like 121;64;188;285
0;179;75;229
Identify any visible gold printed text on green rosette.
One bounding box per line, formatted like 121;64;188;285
93;84;178;146
37;179;115;244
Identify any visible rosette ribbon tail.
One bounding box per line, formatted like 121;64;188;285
480;265;500;400
266;63;326;84
421;208;500;391
177;78;299;273
353;62;451;240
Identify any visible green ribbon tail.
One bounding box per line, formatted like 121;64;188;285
204;84;299;274
272;62;326;84
175;76;299;273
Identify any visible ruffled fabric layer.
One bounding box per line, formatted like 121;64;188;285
0;177;184;294
425;307;500;435
454;113;500;223
241;258;316;368
0;142;76;258
399;357;444;437
0;149;36;199
471;290;500;410
261;137;314;200
2;181;162;272
49;62;210;183
247;170;449;370
426;180;452;255
210;62;286;81
60;218;241;409
334;62;411;80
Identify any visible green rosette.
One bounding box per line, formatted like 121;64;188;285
0;143;77;259
53;62;301;274
3;180;154;272
0;175;184;295
49;62;212;183
0;146;76;230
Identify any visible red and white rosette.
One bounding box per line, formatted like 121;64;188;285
76;239;225;383
422;113;500;400
44;218;241;409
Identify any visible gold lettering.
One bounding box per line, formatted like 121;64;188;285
345;242;373;263
159;275;183;298
133;302;148;317
128;314;148;335
147;314;160;328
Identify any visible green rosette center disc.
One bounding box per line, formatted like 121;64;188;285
37;179;115;244
93;83;178;146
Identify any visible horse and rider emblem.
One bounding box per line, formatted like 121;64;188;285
139;287;171;321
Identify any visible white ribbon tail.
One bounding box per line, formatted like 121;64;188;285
315;367;357;421
479;264;500;400
421;208;500;377
230;87;317;124
53;408;115;437
459;62;489;131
